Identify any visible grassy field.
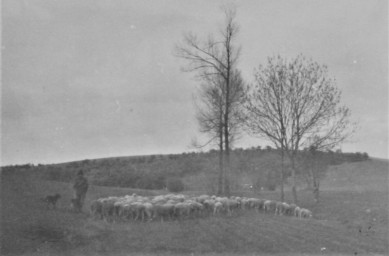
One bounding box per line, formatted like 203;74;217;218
1;159;388;255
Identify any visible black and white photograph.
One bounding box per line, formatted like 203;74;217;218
1;0;388;255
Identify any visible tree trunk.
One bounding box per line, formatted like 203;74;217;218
223;149;230;197
223;105;230;197
280;149;285;202
217;152;224;196
313;177;320;203
312;166;320;204
313;185;319;203
312;149;320;204
217;130;224;196
290;154;298;204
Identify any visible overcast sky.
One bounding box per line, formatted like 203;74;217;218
2;0;388;165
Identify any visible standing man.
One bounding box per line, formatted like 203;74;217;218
73;170;89;212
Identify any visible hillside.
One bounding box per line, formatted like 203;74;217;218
321;158;388;191
3;149;371;194
1;158;388;255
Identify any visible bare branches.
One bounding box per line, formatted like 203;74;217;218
246;55;354;152
244;55;355;203
174;6;244;196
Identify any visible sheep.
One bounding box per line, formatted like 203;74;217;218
113;201;125;220
90;199;103;219
195;194;210;204
215;197;229;214
213;201;223;215
188;201;204;218
174;202;190;219
275;202;290;216
299;208;313;219
117;203;133;221
131;202;146;221
203;199;215;214
152;195;167;205
240;197;250;210
294;206;301;217
154;202;175;222
101;197;120;222
264;200;277;213
143;202;154;221
91;194;310;223
284;203;298;216
248;198;266;212
225;198;240;216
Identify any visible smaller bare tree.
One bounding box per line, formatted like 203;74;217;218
245;55;355;203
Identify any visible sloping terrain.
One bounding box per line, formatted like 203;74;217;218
321;158;388;191
1;159;388;255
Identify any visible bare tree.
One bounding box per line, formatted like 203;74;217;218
175;7;245;195
245;55;355;203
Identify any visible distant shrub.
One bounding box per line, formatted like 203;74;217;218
167;178;184;192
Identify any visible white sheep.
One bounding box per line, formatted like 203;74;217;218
264;200;276;213
275;202;290;216
299;208;313;219
203;199;215;214
213;201;223;215
90;199;103;219
294;206;301;217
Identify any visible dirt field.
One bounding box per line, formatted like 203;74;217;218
1;159;388;255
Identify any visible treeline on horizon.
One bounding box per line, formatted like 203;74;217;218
2;147;369;193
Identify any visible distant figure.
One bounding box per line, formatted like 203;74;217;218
73;170;88;212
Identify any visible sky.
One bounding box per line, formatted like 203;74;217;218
2;0;388;165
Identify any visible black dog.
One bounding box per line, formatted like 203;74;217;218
41;193;61;209
70;198;81;212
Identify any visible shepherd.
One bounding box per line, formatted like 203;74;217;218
73;170;89;212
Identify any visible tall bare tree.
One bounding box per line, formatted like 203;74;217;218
245;55;355;203
175;8;245;195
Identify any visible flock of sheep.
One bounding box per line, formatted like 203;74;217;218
90;193;313;223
